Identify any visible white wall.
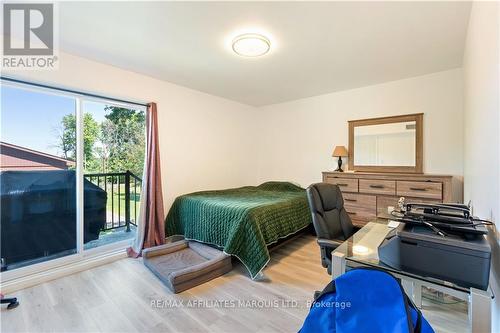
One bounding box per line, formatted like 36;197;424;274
463;2;500;331
2;51;259;209
1;52;466;209
0;51;467;210
255;69;464;192
463;1;500;227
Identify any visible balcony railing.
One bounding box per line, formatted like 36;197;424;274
84;170;142;232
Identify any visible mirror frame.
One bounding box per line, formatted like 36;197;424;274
348;113;423;173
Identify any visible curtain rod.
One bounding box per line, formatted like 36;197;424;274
0;76;149;108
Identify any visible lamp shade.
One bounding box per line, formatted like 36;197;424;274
332;145;348;157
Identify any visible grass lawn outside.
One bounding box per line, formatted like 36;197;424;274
104;183;142;226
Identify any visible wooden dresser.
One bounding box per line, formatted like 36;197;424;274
322;171;460;227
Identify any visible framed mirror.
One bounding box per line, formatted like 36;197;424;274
348;113;423;173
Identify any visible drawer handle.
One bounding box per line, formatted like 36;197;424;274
346;211;357;215
337;183;348;187
369;184;385;189
409;187;427;191
344;198;357;202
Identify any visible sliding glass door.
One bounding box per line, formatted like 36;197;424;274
81;100;145;251
0;82;146;273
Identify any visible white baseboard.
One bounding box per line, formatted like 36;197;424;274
0;249;127;294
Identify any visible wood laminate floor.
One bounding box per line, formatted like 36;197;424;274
1;234;468;333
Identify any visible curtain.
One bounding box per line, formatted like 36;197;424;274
127;102;165;257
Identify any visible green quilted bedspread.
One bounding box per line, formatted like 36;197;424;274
165;182;312;278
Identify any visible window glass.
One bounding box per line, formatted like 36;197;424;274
82;101;145;250
1;85;77;270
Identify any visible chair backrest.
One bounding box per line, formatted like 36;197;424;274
306;182;354;241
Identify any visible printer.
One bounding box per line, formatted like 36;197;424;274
378;201;492;291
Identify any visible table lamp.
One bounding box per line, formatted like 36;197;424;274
332;146;348;172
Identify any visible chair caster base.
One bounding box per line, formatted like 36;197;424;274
7;300;19;310
1;296;19;310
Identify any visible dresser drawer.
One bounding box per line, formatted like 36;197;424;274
396;181;442;200
359;179;396;195
325;177;358;192
349;213;376;226
343;193;376;223
376;195;442;219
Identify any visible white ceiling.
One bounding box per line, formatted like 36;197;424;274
60;1;471;106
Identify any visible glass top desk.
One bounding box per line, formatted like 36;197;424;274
331;220;494;333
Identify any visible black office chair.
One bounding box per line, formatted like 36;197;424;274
306;183;358;274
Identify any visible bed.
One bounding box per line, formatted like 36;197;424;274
165;181;312;278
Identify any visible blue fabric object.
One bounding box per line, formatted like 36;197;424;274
299;268;435;333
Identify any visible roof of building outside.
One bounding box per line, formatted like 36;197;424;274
0;141;76;166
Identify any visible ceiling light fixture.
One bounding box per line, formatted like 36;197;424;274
232;33;271;57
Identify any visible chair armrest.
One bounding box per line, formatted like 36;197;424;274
317;238;343;250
